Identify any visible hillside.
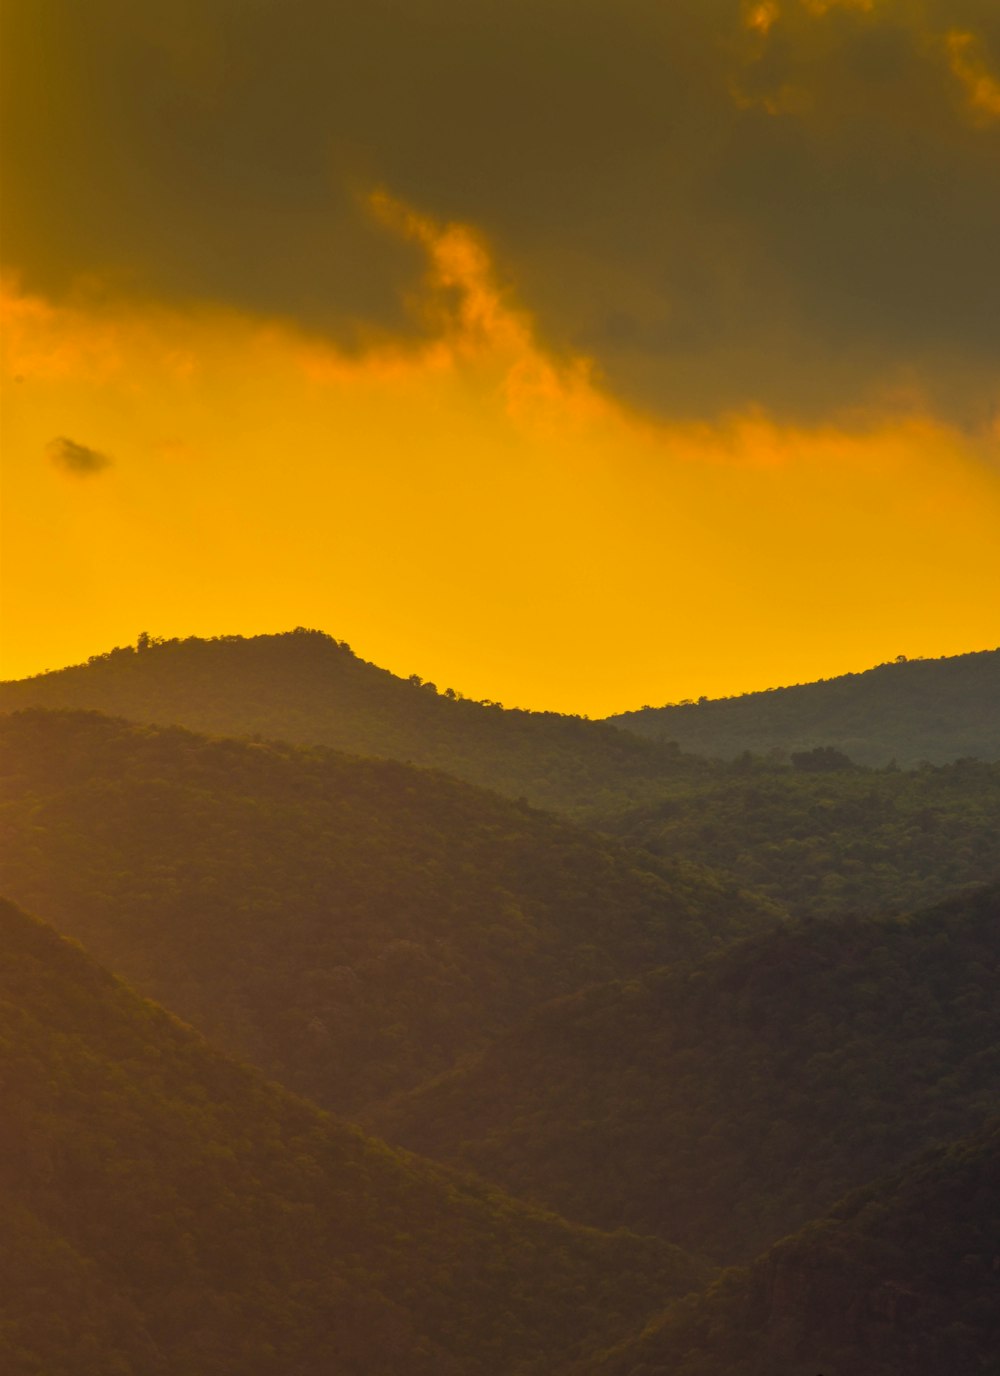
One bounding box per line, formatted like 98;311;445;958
0;630;712;817
569;1121;1000;1376
371;884;1000;1264
599;754;1000;920
0;709;773;1113
0;896;705;1376
608;648;1000;767
5;634;998;929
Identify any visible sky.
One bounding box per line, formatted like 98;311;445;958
2;0;998;714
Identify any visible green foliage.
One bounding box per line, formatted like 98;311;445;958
600;755;1000;920
372;885;1000;1264
569;1121;1000;1376
0;897;706;1376
4;632;997;927
610;648;1000;767
0;709;772;1113
0;629;713;817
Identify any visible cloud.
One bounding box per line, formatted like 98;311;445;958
946;30;1000;122
2;0;999;430
46;436;113;476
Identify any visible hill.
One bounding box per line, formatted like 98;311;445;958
0;630;712;817
371;884;1000;1264
569;1120;1000;1376
599;753;1000;920
0;896;705;1376
4;633;998;928
608;648;1000;767
0;709;773;1113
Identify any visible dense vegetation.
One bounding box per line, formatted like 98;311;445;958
600;754;1000;920
0;709;772;1113
372;884;1000;1263
4;632;997;1369
5;634;998;930
610;648;1000;767
0;630;712;817
0;897;705;1375
569;1121;1000;1376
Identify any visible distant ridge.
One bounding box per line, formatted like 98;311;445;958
0;629;711;817
608;648;1000;767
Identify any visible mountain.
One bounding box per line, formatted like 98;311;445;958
5;634;997;927
0;896;705;1376
0;629;712;817
569;1120;1000;1376
371;884;1000;1264
599;753;1000;921
0;709;773;1113
608;647;1000;767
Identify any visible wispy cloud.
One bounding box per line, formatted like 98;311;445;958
946;30;1000;123
46;436;113;476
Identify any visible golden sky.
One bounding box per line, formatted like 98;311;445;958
2;0;998;714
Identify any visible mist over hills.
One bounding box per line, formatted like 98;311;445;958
0;630;712;818
0;709;771;1113
609;648;1000;767
372;883;1000;1264
0;896;704;1375
569;1120;1000;1376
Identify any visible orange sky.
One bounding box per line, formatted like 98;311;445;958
2;1;999;713
2;197;998;713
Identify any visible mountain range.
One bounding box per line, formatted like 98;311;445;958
1;629;997;1373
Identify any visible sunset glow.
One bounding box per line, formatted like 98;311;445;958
2;0;998;711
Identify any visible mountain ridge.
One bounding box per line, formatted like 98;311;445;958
609;647;1000;766
0;629;712;818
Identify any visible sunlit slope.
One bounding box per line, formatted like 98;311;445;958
599;755;1000;920
609;648;1000;767
372;885;1000;1264
0;897;705;1376
0;710;772;1113
568;1121;1000;1376
0;630;711;816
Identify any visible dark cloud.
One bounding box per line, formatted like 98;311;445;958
3;0;999;426
46;436;113;476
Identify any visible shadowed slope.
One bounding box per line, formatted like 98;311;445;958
0;709;773;1113
372;885;1000;1263
0;896;705;1376
568;1121;1000;1376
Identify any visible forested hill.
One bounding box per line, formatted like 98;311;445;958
600;753;1000;921
0;897;705;1376
608;648;1000;766
371;883;1000;1264
0;710;773;1114
569;1121;1000;1376
0;630;711;816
